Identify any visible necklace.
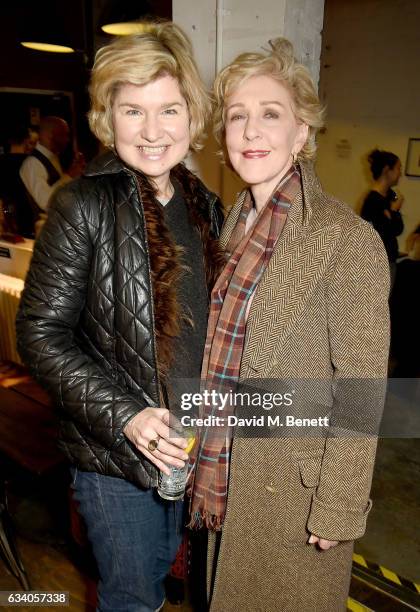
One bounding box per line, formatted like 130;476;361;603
157;182;174;206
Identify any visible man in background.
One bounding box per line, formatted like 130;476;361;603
0;126;37;237
20;116;84;230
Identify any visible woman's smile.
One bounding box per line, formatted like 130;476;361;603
242;149;271;159
136;144;170;160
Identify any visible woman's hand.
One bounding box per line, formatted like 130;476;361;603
390;194;404;212
308;534;339;550
123;408;189;474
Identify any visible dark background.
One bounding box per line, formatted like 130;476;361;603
0;1;172;159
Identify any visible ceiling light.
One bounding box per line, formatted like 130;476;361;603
18;0;83;55
21;42;75;53
98;0;156;36
101;22;149;36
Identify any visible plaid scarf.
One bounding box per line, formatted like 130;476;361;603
188;166;301;530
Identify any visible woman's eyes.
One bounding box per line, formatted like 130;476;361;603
125;108;178;116
264;111;279;119
229;113;245;122
227;110;280;122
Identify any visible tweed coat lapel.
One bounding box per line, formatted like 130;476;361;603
220;162;340;376
219;190;247;250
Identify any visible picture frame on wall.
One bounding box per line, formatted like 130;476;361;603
405;138;420;177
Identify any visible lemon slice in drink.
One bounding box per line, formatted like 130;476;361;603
185;436;196;454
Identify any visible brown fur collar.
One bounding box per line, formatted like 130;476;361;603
135;164;224;384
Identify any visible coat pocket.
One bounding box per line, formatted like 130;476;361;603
282;455;322;547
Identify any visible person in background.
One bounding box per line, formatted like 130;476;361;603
406;223;420;259
0;126;37;236
361;148;404;286
19;116;84;228
16;22;223;612
6;125;38;155
390;223;420;376
188;38;389;612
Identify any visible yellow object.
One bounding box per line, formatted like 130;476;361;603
185;436;196;454
379;565;401;585
352;553;368;568
347;597;373;612
21;42;74;53
101;22;149;36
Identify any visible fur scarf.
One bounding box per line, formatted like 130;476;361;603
135;164;224;385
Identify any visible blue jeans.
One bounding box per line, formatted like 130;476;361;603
71;469;184;612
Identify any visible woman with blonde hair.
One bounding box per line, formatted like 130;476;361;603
16;21;223;612
189;38;389;611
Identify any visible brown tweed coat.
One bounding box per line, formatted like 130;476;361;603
206;161;390;612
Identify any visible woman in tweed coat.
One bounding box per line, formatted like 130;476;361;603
189;39;390;611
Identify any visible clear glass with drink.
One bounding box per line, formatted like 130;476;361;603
157;427;196;501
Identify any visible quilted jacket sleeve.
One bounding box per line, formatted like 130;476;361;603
16;182;147;449
307;220;390;541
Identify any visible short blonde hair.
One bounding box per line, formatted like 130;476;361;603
214;38;325;161
88;21;210;151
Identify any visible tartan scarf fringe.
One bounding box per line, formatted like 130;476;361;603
187;509;223;531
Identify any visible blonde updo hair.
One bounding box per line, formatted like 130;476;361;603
214;38;325;161
88;21;210;151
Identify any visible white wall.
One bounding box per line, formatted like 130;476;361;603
173;0;325;206
173;0;288;88
284;0;324;87
316;0;420;247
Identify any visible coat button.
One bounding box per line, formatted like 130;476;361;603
264;482;277;493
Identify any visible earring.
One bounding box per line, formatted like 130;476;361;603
292;152;297;164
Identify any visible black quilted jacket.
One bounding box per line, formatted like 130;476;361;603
16;152;223;488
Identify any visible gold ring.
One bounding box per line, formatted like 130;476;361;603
148;436;160;452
